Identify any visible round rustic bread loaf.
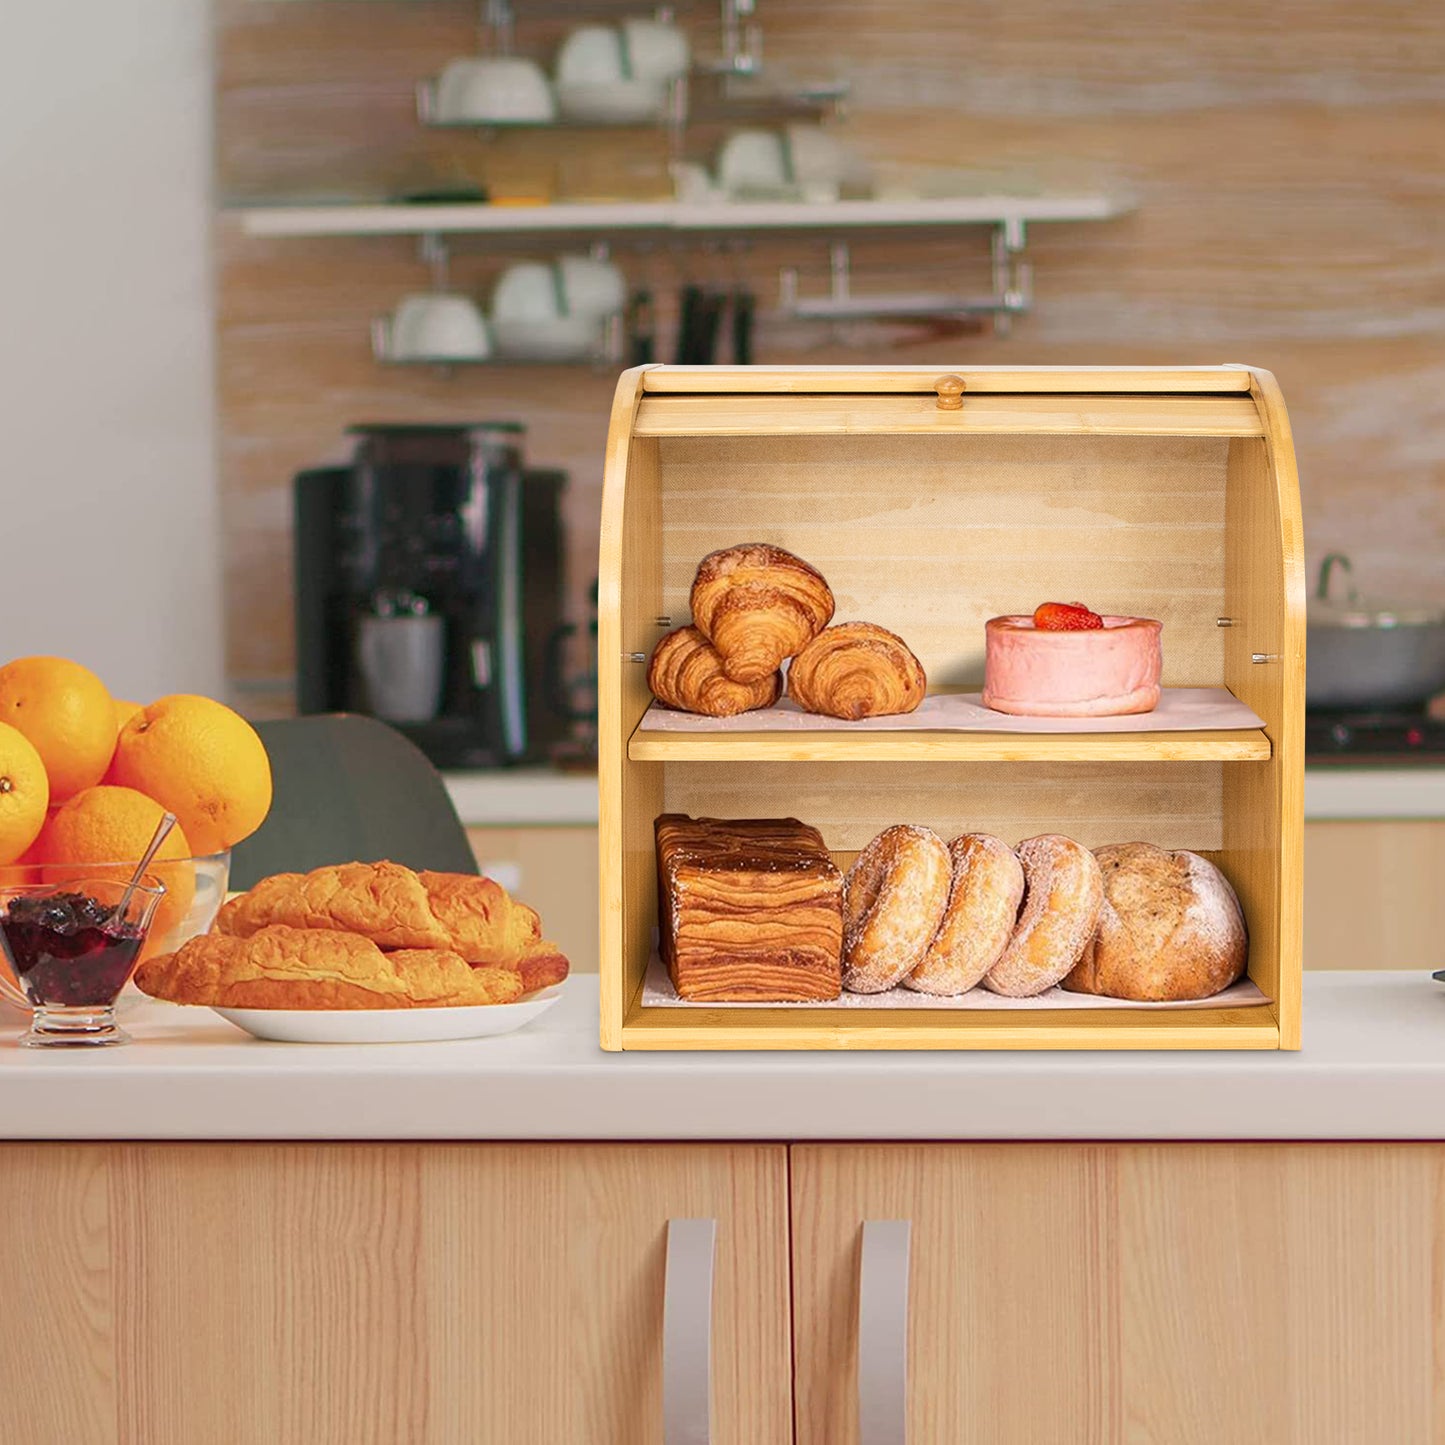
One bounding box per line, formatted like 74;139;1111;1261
1062;842;1247;1002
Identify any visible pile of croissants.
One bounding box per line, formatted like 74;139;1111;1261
648;543;926;721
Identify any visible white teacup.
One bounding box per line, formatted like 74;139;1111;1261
490;259;612;362
717;128;793;198
491;314;603;364
556;25;627;86
785;125;857;194
386;293;491;362
558;254;626;318
432;55;555;125
492;262;567;325
556;78;666;124
622;17;689;82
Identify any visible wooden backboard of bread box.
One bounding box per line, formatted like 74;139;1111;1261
598;366;1305;1050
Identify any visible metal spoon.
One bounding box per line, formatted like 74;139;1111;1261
115;811;178;923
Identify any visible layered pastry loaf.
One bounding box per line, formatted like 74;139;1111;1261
656;814;843;1002
982;613;1163;717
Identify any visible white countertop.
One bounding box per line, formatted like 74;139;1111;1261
1303;767;1445;820
5;973;1445;1142
445;768;1445;828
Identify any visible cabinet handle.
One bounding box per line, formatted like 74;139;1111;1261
663;1217;717;1445
858;1219;912;1445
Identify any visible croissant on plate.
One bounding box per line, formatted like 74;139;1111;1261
689;543;835;684
135;925;526;1010
214;861;569;991
648;626;782;717
787;622;927;720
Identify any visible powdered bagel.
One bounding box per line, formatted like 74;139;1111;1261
982;834;1103;998
842;824;951;993
905;833;1025;996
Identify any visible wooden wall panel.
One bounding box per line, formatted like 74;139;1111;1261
217;0;1445;703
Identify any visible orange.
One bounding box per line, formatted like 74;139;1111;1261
31;785;195;956
103;699;144;785
0;721;48;865
110;694;272;855
0;656;116;802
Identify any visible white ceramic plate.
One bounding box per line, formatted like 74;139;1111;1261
210;982;567;1044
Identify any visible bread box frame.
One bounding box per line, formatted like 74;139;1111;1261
598;365;1304;1051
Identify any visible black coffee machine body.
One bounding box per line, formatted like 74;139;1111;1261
294;423;571;769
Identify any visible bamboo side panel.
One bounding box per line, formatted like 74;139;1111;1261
659;433;1229;688
1221;377;1306;1048
635;393;1264;438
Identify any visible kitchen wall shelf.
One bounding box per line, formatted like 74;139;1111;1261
237;194;1128;240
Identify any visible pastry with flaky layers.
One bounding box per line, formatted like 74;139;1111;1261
788;622;926;721
136;925;525;1010
689;543;834;684
648;625;781;717
656;814;842;1002
214;860;566;988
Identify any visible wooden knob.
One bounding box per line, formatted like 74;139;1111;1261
934;375;965;410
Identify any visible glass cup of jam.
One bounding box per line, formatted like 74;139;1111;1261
0;877;166;1047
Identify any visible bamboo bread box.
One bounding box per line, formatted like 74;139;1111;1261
598;365;1305;1051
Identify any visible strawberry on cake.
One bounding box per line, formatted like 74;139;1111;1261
982;602;1163;717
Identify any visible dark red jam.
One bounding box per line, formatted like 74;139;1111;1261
1;892;143;1008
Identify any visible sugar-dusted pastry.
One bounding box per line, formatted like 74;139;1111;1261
689;543;835;684
135;925;525;1010
904;834;1024;996
982;602;1162;717
656;814;842;1002
983;835;1104;997
648;625;781;717
788;622;926;721
842;824;951;993
215;861;565;977
1063;842;1247;1002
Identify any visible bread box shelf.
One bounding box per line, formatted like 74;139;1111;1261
626;722;1272;763
599;364;1305;1052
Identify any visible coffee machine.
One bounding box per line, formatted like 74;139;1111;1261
293;423;573;769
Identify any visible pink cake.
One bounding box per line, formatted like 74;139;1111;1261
982;615;1163;717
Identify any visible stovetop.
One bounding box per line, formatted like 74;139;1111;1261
1305;707;1445;765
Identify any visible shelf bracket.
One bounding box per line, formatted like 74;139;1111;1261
990;218;1031;336
771;223;1035;334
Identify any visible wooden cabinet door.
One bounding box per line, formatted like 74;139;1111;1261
0;1142;792;1445
792;1142;1445;1445
468;824;600;972
1305;819;1445;969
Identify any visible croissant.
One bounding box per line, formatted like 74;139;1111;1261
787;622;927;720
648;626;781;717
689;543;834;684
135;925;526;1010
214;861;567;983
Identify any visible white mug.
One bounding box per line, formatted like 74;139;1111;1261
432;55;555;125
386;293;491;363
